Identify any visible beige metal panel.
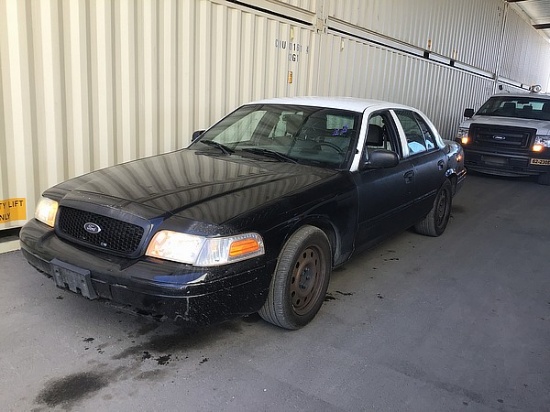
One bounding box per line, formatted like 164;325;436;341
177;0;197;147
114;0;137;164
316;30;494;140
138;0;158;158
0;0;319;232
0;0;35;229
326;0;504;74
235;0;316;19
159;0;178;154
89;0;115;169
191;0;315;128
33;0;66;189
499;7;550;89
266;0;316;14
63;0;92;177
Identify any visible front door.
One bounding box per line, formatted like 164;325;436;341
354;111;417;248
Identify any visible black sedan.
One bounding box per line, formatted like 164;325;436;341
20;97;466;329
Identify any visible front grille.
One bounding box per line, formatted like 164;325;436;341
470;124;535;150
57;207;145;256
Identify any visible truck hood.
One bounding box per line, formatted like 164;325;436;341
44;149;337;224
460;115;550;135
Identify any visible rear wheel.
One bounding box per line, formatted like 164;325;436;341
259;225;331;330
537;172;550;186
414;180;452;237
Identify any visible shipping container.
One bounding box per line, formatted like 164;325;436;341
1;0;549;237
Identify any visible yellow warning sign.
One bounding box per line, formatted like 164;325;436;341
0;198;27;222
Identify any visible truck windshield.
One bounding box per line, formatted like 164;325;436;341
477;96;550;121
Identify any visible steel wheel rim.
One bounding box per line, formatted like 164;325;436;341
436;189;449;227
290;246;324;316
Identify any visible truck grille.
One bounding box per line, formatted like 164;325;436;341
56;206;146;257
470;124;535;150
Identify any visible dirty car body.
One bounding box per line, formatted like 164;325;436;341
20;97;466;329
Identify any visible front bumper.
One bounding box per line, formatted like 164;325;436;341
462;148;550;177
20;219;273;325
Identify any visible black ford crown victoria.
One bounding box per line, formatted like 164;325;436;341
20;97;466;329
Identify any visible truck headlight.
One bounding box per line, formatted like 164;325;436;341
532;135;550;152
35;197;59;227
456;127;470;144
146;231;265;266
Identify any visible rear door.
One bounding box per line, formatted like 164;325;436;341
393;110;446;214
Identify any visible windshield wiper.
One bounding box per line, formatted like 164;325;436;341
241;148;297;163
199;140;234;155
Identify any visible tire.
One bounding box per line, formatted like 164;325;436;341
258;225;331;330
537;172;550;186
414;180;452;237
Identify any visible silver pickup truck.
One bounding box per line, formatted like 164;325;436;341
456;92;550;185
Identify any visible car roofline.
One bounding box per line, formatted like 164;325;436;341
247;96;416;113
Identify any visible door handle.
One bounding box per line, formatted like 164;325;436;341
404;170;414;183
437;160;445;170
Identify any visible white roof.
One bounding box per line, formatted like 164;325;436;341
249;96;415;113
491;92;550;100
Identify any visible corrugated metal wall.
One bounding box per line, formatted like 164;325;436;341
0;0;317;230
499;7;550;86
313;31;494;140
326;0;505;74
1;0;550;231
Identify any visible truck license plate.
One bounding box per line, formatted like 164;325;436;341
530;158;550;166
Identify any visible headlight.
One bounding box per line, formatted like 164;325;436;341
145;231;265;266
35;197;59;227
532;135;550;152
456;127;470;144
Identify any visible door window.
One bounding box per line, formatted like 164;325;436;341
365;112;399;156
414;113;437;150
394;110;428;155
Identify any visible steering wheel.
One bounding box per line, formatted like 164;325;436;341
318;141;344;154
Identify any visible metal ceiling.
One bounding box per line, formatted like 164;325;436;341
508;0;550;41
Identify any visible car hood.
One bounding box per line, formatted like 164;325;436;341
45;149;338;224
460;115;550;134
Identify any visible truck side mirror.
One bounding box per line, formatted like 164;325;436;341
464;108;475;118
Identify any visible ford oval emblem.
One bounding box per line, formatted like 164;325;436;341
84;222;102;234
493;135;506;141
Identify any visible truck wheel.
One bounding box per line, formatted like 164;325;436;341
537;173;550;186
259;225;331;330
415;180;452;237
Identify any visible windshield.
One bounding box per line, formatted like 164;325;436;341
189;104;361;169
477;96;550;121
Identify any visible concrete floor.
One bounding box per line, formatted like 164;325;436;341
1;173;549;412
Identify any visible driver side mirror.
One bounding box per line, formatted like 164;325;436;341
362;149;399;170
192;130;205;142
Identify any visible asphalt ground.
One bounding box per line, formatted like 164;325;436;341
1;173;549;412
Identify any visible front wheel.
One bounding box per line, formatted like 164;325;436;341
414;180;452;237
259;225;331;330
